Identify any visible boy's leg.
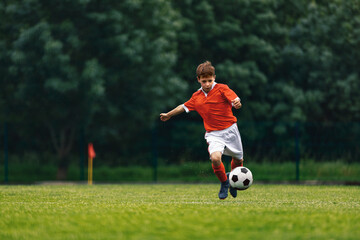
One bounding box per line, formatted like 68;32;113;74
211;151;229;199
211;152;227;181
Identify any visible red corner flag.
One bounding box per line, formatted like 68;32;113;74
88;143;96;158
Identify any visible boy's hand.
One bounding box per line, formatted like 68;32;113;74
232;98;242;109
160;105;185;121
160;113;171;121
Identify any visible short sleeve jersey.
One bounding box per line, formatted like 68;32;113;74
183;83;238;132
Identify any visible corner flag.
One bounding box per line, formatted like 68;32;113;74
88;143;96;158
88;143;96;185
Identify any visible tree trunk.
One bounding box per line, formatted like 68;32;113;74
56;165;68;180
48;124;76;180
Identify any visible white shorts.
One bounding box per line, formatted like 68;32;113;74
205;123;243;160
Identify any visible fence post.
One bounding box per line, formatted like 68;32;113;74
79;127;85;181
295;122;300;182
4;122;8;184
151;126;158;183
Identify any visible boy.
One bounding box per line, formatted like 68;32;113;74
160;61;244;200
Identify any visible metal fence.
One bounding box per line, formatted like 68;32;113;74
155;121;360;163
1;121;360;183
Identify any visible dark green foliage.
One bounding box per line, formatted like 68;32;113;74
0;0;185;177
280;0;360;122
0;0;359;180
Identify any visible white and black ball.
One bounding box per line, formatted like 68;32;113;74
229;166;253;190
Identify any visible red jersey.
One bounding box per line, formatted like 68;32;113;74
183;83;238;132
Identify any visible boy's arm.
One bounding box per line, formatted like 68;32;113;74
221;85;242;109
160;105;185;121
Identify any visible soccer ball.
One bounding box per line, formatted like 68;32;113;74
229;167;253;190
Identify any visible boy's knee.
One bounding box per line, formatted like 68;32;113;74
211;152;222;166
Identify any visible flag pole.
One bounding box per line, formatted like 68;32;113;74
88;156;93;185
88;143;96;185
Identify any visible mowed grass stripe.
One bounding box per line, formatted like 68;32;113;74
0;184;359;240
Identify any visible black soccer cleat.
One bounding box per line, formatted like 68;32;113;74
227;172;237;198
218;178;230;200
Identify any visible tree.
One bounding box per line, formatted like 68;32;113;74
1;0;186;178
2;0;105;179
281;0;360;122
83;0;187;165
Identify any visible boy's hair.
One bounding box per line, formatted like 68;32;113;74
196;61;215;78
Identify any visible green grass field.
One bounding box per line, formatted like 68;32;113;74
1;184;359;240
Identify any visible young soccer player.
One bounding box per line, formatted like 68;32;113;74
160;61;244;200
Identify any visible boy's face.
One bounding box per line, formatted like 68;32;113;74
198;75;215;93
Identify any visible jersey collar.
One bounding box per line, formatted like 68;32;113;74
199;82;217;97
